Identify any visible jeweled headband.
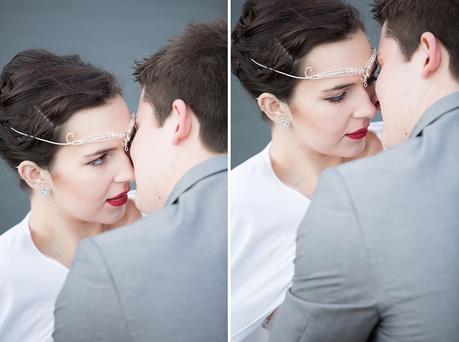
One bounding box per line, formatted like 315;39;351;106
250;49;378;87
9;111;137;152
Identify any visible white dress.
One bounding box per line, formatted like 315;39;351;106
0;191;140;342
231;143;311;341
231;123;384;342
0;213;68;342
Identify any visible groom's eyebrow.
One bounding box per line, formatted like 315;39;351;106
84;147;117;158
322;83;355;92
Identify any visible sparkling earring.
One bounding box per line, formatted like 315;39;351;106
39;184;50;197
279;118;290;129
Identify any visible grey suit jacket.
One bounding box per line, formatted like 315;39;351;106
270;93;459;342
54;156;227;342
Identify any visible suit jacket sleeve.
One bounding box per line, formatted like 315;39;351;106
269;168;379;342
53;238;132;342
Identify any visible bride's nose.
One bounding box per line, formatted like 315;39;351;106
366;82;380;111
113;153;135;183
352;90;377;120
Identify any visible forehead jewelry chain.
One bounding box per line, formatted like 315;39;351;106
250;49;378;88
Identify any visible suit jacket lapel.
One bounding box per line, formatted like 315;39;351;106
165;155;228;206
410;92;459;138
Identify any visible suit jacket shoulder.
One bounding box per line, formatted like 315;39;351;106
54;156;228;342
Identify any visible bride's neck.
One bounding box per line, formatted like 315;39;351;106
28;196;105;268
270;130;345;198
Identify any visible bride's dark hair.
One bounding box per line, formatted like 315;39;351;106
0;49;121;190
232;0;364;121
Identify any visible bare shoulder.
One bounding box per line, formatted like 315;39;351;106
353;131;383;160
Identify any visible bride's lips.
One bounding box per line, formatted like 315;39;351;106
346;127;368;140
106;191;129;207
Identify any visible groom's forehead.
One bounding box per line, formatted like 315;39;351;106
378;24;397;55
378;23;390;45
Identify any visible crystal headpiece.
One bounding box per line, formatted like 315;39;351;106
9;112;137;152
250;49;378;87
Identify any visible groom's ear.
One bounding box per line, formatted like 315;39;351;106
170;99;192;145
419;32;442;79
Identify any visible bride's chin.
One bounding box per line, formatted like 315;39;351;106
102;206;127;225
343;140;367;158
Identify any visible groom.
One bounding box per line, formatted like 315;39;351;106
53;20;227;341
270;0;459;341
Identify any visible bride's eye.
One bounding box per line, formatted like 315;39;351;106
325;91;347;104
87;153;108;167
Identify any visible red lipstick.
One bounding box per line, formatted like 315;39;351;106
346;127;368;140
106;191;128;207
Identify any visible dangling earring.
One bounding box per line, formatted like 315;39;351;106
279;118;290;129
39;183;50;197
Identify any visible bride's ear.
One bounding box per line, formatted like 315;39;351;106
17;161;50;192
257;93;291;125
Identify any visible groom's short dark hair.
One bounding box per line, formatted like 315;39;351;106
133;19;227;153
372;0;459;81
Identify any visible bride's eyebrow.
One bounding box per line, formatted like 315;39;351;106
322;82;356;93
83;147;117;158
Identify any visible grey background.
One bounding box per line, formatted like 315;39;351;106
231;0;382;168
0;0;226;233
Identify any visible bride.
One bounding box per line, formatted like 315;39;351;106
0;49;142;342
231;0;383;340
